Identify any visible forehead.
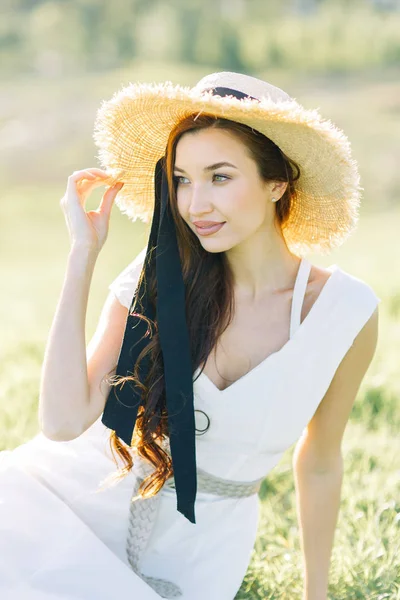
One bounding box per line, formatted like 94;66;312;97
174;127;246;162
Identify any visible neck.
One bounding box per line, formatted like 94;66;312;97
225;226;301;302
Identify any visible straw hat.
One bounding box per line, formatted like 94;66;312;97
93;70;362;256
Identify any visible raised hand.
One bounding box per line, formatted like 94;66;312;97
60;167;124;253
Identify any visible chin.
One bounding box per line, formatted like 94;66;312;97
200;245;226;254
198;238;238;254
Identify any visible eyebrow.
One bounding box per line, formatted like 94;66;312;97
174;161;238;173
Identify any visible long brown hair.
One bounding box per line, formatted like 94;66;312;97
101;114;301;498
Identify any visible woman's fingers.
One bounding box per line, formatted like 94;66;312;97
68;168;112;183
66;169;122;207
61;168;125;252
98;182;124;215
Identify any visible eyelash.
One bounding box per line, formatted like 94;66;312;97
173;174;230;185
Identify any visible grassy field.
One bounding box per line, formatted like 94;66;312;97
0;62;399;598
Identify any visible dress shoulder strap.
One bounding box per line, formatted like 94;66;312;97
290;257;312;339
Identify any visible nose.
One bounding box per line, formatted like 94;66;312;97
187;183;213;218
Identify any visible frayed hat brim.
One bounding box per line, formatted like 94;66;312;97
93;79;361;255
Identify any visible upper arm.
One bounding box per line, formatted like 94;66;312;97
81;251;145;433
82;290;129;433
293;304;380;472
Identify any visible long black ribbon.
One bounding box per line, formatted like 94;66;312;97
102;157;197;524
156;160;197;523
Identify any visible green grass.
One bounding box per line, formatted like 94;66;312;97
1;63;399;598
238;421;400;599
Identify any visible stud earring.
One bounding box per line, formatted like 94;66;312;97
271;197;279;203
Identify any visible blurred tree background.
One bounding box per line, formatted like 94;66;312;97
2;0;400;76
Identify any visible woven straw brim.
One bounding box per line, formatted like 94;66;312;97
93;81;362;256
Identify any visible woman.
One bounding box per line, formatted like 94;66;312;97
0;72;380;600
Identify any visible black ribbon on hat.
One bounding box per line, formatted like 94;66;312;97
202;86;259;102
101;85;259;525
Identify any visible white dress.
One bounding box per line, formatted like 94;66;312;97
0;250;381;600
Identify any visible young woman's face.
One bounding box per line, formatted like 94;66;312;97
174;127;284;252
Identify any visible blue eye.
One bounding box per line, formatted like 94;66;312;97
213;174;229;182
173;174;230;184
173;175;189;185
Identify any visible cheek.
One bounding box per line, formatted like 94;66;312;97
218;181;251;220
175;189;187;218
228;183;265;225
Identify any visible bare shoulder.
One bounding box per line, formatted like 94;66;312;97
83;292;130;432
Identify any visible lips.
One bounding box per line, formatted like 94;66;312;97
194;222;226;236
193;221;224;227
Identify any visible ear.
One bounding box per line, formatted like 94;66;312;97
271;180;288;197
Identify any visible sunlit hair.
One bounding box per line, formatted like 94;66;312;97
99;114;301;498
